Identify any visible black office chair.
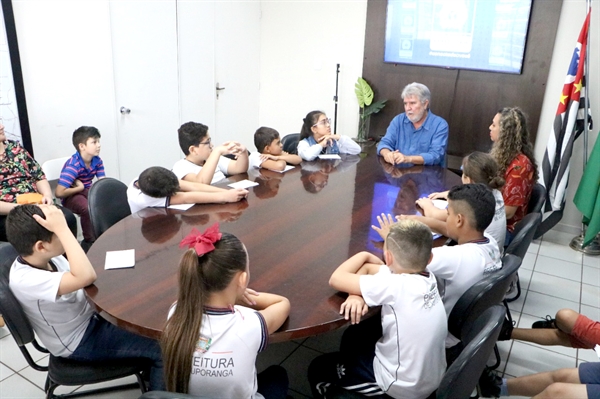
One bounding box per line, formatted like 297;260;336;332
447;254;521;369
0;243;150;399
281;133;300;155
436;306;506;399
88;177;131;239
527;183;546;214
505;213;542;302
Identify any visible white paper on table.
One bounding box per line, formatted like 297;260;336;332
318;154;342;160
105;249;135;270
228;179;259;189
432;199;448;210
267;165;295;173
168;203;195;211
595;344;600;359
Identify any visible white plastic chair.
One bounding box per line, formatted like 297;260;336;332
41;156;70;204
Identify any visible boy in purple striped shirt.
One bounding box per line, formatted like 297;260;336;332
56;126;105;249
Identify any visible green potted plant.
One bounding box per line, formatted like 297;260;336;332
355;77;387;142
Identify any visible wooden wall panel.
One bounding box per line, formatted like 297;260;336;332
362;0;563;160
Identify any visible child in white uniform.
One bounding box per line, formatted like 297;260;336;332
161;223;291;398
377;183;502;348
127;166;248;214
6;204;164;390
414;151;506;251
297;111;361;161
172;121;249;184
309;219;447;399
249;127;302;171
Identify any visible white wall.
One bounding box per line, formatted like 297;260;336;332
12;0;120;177
258;0;368;138
534;0;599;234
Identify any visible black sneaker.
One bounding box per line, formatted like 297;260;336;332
532;315;556;329
479;367;502;398
497;317;514;341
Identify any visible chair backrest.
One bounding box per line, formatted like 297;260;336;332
88;177;131;239
437;306;506;399
41;156;71;181
505;212;542;260
281;133;300;155
448;254;521;340
0;243;38;347
527;183;546;214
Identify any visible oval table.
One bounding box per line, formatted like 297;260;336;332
85;144;462;343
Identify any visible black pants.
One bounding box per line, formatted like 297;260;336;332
308;314;393;398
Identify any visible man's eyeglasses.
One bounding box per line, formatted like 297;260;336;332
198;138;212;146
312;118;331;127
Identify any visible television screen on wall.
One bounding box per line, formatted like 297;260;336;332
384;0;533;74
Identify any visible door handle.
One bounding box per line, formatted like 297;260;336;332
120;106;131;114
216;83;225;99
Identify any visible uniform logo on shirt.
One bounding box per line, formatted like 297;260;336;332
192;356;234;377
423;283;440;309
195;335;212;354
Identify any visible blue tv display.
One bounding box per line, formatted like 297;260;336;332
384;0;533;74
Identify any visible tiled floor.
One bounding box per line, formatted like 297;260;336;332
0;229;598;398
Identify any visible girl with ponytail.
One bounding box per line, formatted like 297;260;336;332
161;223;290;398
411;151;507;250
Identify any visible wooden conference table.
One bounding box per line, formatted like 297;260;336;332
85;144;462;343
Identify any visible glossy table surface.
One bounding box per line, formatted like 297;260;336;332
85;144;462;342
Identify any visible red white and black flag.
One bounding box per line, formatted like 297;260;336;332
539;10;593;223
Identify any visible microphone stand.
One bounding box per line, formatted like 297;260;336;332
333;64;340;135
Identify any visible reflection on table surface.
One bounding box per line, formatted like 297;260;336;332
85;144;462;342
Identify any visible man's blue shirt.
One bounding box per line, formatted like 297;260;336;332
376;111;449;166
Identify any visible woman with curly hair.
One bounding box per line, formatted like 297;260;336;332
489;107;539;245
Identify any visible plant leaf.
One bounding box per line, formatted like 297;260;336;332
355;77;374;108
363;99;387;118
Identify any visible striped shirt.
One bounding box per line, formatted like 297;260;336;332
58;152;105;190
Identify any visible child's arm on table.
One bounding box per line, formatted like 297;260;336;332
34;205;96;295
416;197;447;220
237;289;290;335
226;142;250;175
398;214;448;236
329;252;383;295
171;188;248;205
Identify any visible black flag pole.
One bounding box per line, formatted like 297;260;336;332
333;64;340;135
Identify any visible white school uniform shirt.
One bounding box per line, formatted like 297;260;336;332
126;179;169;214
297;135;361;161
168;304;268;399
172;157;231;184
9;256;95;357
360;266;447;399
427;234;502;346
486;189;507;251
248;151;264;170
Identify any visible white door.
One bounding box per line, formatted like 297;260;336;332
109;0;181;184
213;1;261;147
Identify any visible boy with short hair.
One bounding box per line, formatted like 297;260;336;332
6;204;164;390
172;121;249;184
374;183;502;347
249;127;302;171
56;126;105;247
308;219;447;399
127;166;248;214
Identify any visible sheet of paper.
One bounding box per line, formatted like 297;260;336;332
432;199;448;210
318;154;342;160
168;203;195;211
228;179;259;189
105;249;135;270
267;165;295;173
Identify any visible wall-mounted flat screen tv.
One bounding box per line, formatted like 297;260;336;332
384;0;533;74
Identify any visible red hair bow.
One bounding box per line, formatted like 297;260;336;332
179;223;222;256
